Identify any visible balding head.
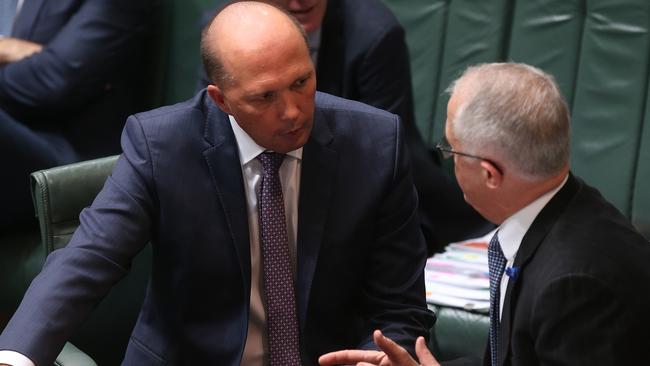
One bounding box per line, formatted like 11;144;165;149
201;1;309;88
448;63;570;179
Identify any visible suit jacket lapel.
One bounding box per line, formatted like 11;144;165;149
12;0;45;38
295;105;337;329
316;0;345;96
497;173;580;365
202;97;252;300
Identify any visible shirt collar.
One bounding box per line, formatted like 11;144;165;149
497;174;569;261
228;115;303;166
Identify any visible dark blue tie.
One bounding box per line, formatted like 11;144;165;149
0;0;18;36
488;232;507;366
258;152;301;366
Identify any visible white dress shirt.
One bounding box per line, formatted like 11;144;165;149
0;115;302;366
493;175;568;320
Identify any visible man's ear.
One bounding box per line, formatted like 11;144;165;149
480;160;502;189
207;84;231;114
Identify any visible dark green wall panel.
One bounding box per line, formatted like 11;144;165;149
431;0;513;143
386;0;650;232
383;0;450;144
569;0;650;212
508;0;585;108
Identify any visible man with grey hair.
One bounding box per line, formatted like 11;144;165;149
319;62;650;365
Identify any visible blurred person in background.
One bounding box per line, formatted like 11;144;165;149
0;0;158;229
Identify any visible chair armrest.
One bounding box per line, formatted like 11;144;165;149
428;305;489;361
54;342;97;366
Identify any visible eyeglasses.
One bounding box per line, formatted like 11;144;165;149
435;137;485;161
435;137;503;174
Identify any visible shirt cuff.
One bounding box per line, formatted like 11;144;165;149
0;350;35;366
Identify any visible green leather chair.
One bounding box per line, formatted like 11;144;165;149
29;156;151;366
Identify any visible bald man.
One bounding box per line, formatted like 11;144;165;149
0;2;433;365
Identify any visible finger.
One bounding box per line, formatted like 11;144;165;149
415;336;439;366
373;329;417;364
319;349;384;365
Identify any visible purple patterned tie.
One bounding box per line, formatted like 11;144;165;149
258;152;301;366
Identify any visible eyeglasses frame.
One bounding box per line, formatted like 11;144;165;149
435;138;503;174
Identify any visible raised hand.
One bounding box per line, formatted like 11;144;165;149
319;329;440;366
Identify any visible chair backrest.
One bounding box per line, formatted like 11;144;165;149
383;0;650;239
30;155;151;366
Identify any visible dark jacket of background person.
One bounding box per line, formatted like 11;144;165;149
0;0;157;228
316;0;492;254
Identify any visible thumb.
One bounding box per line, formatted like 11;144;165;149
373;330;417;365
415;336;439;366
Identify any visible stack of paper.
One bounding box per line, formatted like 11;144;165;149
425;231;495;312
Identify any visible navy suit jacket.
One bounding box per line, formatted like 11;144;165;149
0;0;156;159
0;91;434;365
445;174;650;366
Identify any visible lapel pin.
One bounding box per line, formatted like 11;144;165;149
505;266;520;281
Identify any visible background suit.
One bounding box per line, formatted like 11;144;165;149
0;0;156;228
445;174;650;365
316;0;491;254
0;91;435;365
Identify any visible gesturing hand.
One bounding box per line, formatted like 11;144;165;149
319;329;441;366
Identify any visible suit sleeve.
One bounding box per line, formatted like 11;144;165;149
531;274;644;365
356;117;435;356
0;116;157;366
0;0;151;111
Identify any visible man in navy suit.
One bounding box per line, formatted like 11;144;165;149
319;63;650;365
0;0;156;229
0;2;433;365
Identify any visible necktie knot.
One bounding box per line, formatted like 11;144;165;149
488;233;506;270
259;152;285;176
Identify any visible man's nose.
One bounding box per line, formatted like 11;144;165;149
279;92;300;122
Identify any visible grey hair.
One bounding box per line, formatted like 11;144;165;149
200;0;309;89
448;63;570;179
